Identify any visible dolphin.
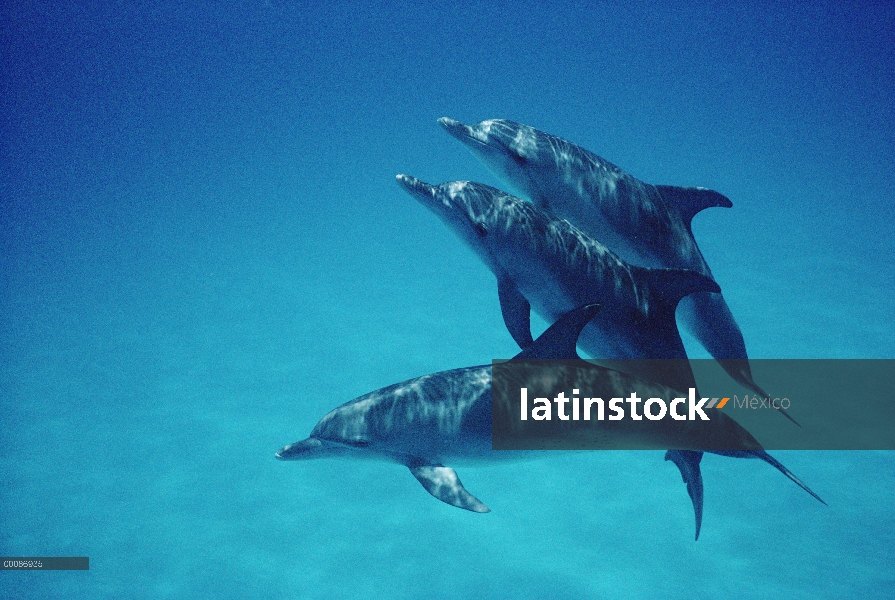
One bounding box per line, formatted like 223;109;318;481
396;174;715;395
276;304;825;540
275;306;607;514
438;117;774;415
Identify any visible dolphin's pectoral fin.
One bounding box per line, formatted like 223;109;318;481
655;185;732;229
666;450;704;541
409;464;491;513
514;304;602;360
498;276;533;349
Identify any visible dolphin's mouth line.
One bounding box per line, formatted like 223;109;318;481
397;175;456;217
454;130;490;149
439;118;493;150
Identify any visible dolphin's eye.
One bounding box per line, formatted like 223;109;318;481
474;223;488;238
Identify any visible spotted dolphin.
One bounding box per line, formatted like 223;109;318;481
438;117;772;413
396;174;715;395
275;306;610;514
276;304;824;539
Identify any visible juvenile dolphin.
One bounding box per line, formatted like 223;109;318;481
438;117;771;411
396;174;715;395
276;304;824;539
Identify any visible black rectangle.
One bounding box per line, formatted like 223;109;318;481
1;557;89;570
492;359;895;451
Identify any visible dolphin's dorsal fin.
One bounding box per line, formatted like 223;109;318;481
665;449;704;541
634;267;720;318
498;276;534;349
621;267;719;392
654;185;732;230
513;304;602;360
408;464;490;513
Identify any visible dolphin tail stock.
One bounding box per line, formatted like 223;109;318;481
408;462;490;513
654;185;732;232
726;449;826;506
665;450;704;541
681;291;803;428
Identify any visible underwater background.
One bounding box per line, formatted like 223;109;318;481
2;1;893;598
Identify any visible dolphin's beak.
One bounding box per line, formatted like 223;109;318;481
438;116;464;134
396;174;438;205
276;438;332;460
396;174;458;220
438;117;481;146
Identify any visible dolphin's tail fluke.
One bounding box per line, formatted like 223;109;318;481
724;368;802;427
678;290;801;428
665;449;704;541
744;449;826;505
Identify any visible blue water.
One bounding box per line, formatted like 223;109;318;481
2;1;894;598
